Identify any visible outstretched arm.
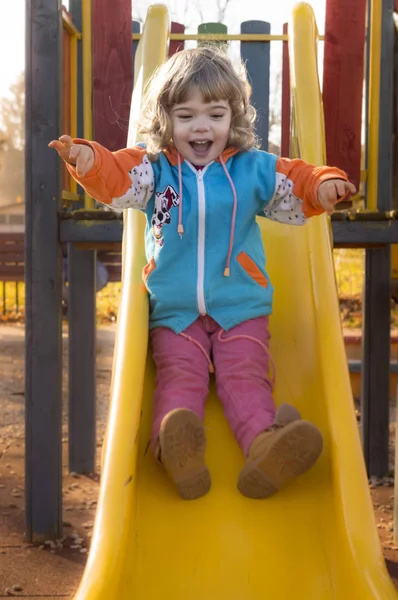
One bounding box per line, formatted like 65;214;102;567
263;157;356;225
48;135;154;210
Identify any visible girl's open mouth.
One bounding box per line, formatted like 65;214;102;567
189;140;213;156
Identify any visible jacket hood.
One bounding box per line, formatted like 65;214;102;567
163;144;240;167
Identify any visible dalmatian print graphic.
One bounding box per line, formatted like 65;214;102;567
263;172;306;225
151;185;180;246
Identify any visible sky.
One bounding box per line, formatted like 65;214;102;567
0;0;326;100
0;0;25;98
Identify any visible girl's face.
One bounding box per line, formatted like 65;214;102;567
170;88;232;165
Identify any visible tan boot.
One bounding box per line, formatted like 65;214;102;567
159;408;211;500
273;403;301;426
238;405;323;499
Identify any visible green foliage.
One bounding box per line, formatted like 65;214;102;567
0;282;24;322
2;250;397;329
333;249;364;297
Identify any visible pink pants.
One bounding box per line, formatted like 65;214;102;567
150;315;276;456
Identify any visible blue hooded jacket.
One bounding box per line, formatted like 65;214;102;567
67;141;347;334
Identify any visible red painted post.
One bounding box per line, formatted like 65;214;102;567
92;0;133;150
169;22;185;56
322;0;367;190
281;23;290;157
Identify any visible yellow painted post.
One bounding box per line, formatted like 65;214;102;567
82;0;94;209
70;31;78;194
366;0;382;211
391;245;398;278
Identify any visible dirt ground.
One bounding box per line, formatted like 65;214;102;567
0;324;113;598
1;323;398;598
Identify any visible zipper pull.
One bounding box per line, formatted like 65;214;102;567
198;170;203;180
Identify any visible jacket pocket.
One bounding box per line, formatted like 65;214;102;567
236;251;268;288
142;257;156;284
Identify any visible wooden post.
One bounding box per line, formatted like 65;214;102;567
68;244;97;474
169;22;185;56
393;22;398;210
377;0;394;210
62;12;71;191
362;0;394;477
361;246;391;476
132;20;141;85
281;23;290;157
68;0;97;473
25;0;63;541
92;0;133;150
69;0;85;206
198;22;227;49
322;0;366;192
70;0;84;138
240;21;271;151
393;7;398;542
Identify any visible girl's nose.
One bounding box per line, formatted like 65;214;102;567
193;121;210;132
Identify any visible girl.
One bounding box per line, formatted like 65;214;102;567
49;47;355;501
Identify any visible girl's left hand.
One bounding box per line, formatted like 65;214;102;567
317;179;356;214
48;135;95;177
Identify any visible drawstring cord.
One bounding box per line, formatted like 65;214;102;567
176;152;238;276
219;155;238;277
179;328;276;388
217;329;276;391
179;332;214;373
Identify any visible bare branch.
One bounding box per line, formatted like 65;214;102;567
132;0;235;28
216;0;234;23
133;0;153;24
194;2;205;25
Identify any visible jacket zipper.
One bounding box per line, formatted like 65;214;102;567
196;169;207;315
186;161;213;316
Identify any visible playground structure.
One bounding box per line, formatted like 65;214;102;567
23;0;398;597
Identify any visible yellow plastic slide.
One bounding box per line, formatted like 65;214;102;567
74;3;398;598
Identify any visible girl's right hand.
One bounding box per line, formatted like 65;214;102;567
48;135;95;177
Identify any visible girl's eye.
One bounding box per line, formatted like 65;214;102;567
178;115;192;120
211;114;224;120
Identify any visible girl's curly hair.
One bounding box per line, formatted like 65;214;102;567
138;46;257;160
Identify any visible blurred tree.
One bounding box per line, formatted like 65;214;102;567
0;72;25;206
133;0;235;28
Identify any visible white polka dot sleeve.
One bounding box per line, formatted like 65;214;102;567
262;156;348;225
263;171;307;226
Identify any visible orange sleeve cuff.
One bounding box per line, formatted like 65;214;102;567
310;166;349;216
65;139;149;204
275;157;348;218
